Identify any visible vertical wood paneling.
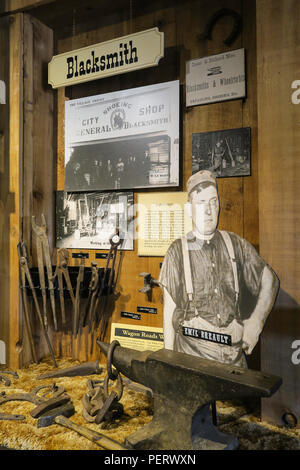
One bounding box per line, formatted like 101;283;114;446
21;14;54;364
0;17;11;366
9;13;23;369
256;0;300;427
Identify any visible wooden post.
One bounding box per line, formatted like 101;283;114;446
9;13;23;370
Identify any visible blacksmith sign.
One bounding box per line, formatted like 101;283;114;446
64;80;180;192
48;28;164;89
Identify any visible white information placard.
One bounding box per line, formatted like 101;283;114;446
137;192;193;256
186;48;246;107
110;322;164;352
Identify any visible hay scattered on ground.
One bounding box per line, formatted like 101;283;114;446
0;358;299;450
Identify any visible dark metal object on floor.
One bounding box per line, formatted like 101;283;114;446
0;370;19;387
82;343;124;425
37;401;75;427
38;408;128;450
97;340;282;451
82;373;124;425
0;383;68;421
0;413;25;421
282;411;298;429
36;360;103;380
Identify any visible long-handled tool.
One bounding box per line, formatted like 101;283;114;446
38;410;128;450
82;262;99;332
52;248;75;325
90;233;121;351
32;215;57;331
73;256;85;337
17;243;38;365
17;241;57;367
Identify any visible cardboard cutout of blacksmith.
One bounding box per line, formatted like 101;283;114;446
159;170;279;367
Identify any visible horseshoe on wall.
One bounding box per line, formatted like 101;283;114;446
199;8;242;46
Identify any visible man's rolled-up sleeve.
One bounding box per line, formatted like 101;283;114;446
158;241;184;307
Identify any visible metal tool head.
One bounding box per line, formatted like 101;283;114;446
109;231;122;249
37;401;75;428
58;248;69;265
31;214;47;236
17;241;29;260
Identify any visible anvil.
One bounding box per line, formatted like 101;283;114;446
97;341;282;451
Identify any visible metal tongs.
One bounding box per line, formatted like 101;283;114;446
17;241;57;367
31;215;57;331
52;248;75;326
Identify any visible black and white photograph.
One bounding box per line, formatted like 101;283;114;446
192;127;251;178
55;191;134;250
64;80;179;192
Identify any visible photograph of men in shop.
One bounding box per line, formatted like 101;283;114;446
158;170;279;367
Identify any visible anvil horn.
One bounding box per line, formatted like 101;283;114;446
97;340;151;385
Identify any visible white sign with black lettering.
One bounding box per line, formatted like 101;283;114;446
48;28;164;89
182;327;232;346
186;48;246;107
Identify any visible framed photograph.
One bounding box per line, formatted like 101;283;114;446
64;80;180;192
192;127;251;178
55;191;134;250
186;49;245;107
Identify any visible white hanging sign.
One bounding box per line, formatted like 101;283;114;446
48;28;164;89
186;48;246;107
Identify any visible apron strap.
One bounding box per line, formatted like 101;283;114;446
219;230;239;302
181;236;194;302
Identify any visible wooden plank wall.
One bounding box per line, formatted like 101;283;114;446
0;17;11;365
8;14;24;370
50;0;260;366
0;13;54;368
20;14;54;367
256;0;300;427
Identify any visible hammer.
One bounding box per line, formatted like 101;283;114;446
37;403;128;450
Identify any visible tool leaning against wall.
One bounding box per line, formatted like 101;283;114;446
17;214;123;367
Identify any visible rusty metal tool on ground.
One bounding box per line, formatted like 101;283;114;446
36;360;103;380
32;215;57;331
38;410;128;450
0;370;19;387
52;248;75;325
17;242;38;365
18;241;57;367
36;360;152;395
37;401;75;427
97;340;282;451
0;383;67;420
82;370;124;425
0;413;25;421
